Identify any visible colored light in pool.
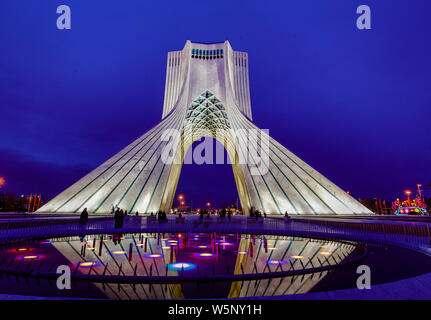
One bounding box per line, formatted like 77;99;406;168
197;253;215;258
268;260;286;265
197;245;208;249
168;262;196;271
319;251;331;255
112;250;126;254
21;255;39;260
290;255;304;259
144;253;163;259
79;261;98;267
16;248;31;252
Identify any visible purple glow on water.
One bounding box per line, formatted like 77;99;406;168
267;260;287;265
144;253;164;259
196;253;215;258
79;261;99;268
168;262;196;271
20;255;41;260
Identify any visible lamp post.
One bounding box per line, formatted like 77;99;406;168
405;190;411;200
417;184;423;200
178;194;185;212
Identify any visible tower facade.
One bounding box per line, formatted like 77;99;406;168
38;41;372;215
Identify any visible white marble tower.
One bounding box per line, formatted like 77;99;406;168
37;41;372;215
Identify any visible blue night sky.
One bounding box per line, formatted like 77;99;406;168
0;0;430;208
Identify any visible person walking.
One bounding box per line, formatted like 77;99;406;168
80;208;89;225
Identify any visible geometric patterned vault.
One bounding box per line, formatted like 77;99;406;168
184;90;231;138
37;40;372;215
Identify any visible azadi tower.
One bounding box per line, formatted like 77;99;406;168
38;41;371;215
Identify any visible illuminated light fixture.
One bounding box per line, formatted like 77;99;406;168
197;245;208;249
21;255;39;260
162;246;171;250
16;248;31;252
268;247;278;250
319;251;331;255
79;261;97;267
197;253;215;258
238;251;249;255
219;242;231;246
290;255;304;259
268;260;287;265
144;253;163;259
168;262;196;271
112;250;126;255
41;241;52;244
86;247;95;251
136;243;145;247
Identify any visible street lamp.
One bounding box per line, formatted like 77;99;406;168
405;190;411;200
0;177;5;189
177;194;185;210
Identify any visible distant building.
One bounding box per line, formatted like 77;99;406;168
359;198;392;214
0;193;43;212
